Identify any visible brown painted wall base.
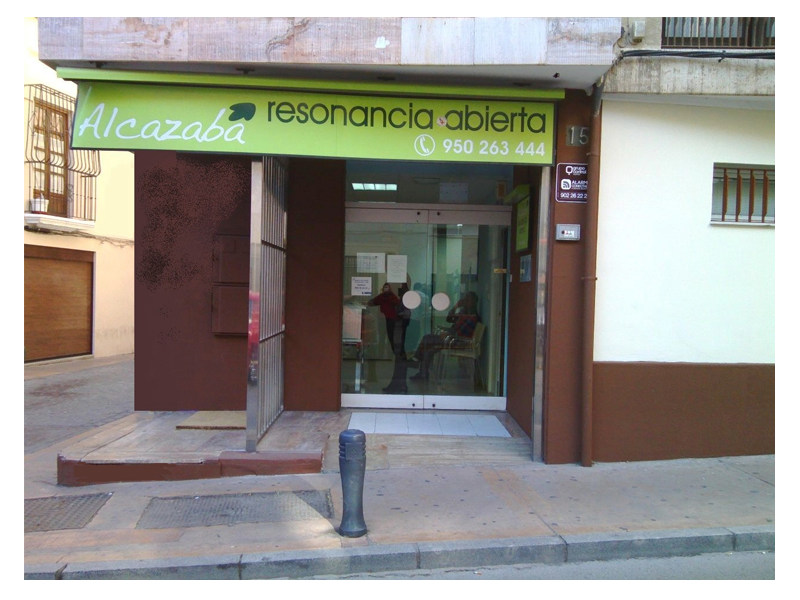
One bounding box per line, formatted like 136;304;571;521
57;451;323;486
57;454;220;486
218;451;323;477
593;362;775;462
284;158;346;412
134;152;252;412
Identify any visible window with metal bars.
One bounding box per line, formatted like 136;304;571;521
24;84;101;221
711;164;774;224
662;17;775;49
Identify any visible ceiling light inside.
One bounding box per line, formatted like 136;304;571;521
351;182;398;192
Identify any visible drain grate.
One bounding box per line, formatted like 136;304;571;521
136;490;333;529
25;493;112;533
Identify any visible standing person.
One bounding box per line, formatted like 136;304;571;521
396;282;412;359
368;283;401;356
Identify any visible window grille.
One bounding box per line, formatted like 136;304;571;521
24;84;101;221
712;164;774;224
662;17;775;49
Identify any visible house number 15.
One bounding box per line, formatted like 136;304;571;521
566;126;589;146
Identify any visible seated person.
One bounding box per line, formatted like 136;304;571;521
409;291;480;380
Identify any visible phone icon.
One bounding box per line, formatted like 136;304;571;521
414;135;435;156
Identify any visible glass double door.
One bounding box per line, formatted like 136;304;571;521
341;205;510;410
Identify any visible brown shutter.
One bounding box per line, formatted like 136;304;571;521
24;245;93;361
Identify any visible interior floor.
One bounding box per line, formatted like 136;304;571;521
343;357;497;397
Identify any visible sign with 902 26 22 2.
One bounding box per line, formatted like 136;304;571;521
555;163;588;203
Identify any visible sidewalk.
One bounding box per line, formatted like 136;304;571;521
24;353;134;381
24;359;774;579
25;446;774;579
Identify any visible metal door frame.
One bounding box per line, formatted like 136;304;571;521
531;167;551;461
342;203;511;411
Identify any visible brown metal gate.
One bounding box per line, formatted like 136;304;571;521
245;157;288;451
24;245;93;362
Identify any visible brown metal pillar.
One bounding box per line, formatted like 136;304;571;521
581;81;604;467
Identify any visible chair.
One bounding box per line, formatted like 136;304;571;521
434;322;486;392
342;305;366;392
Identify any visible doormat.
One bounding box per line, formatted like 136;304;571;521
136;490;333;529
25;493;113;533
176;411;246;430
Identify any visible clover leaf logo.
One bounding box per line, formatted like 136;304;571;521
229;103;257;122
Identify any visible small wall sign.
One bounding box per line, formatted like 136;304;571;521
351;277;373;296
515;195;531;253
555;163;588;203
520;254;532;282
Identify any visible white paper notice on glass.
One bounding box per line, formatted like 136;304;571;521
386;255;407;283
357;252;385;273
351;277;373;296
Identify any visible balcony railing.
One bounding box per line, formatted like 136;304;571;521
662;17;775;49
24;84;100;222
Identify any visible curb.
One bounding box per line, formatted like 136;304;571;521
25;525;774;580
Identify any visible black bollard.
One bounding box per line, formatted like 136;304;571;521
338;429;367;537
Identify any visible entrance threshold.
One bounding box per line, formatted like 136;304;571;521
348;411;511;437
342;393;505;411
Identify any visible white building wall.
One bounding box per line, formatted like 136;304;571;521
23;16;135;359
595;100;775;364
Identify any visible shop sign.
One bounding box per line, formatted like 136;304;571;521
555;163;589;202
72;81;556;165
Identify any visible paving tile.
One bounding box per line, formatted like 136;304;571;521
437;414;477;436
407;413;443;435
467;415;511;437
25;528;183;551
348;412;377;433
374;413;408;434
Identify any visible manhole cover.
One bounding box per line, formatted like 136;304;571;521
25;493;112;533
136;490;333;529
